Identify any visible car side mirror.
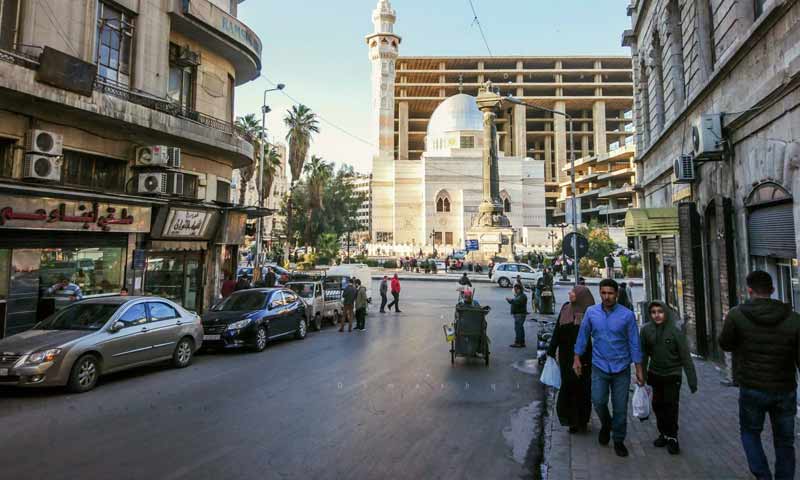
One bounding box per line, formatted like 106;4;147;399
109;321;125;333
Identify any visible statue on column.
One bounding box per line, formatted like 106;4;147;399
474;81;510;228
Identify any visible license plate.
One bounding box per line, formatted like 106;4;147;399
0;368;8;376
203;335;221;341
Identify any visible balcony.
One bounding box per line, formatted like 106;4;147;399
599;185;634;199
0;49;254;167
170;0;262;85
597;167;634;181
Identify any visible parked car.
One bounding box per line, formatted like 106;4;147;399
0;296;202;393
492;262;542;288
286;280;343;330
434;260;447;272
201;288;307;352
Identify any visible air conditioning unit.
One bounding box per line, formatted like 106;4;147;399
674;154;695;183
26;130;63;156
23;154;62;181
135;146;181;168
137;172;184;195
691;114;724;159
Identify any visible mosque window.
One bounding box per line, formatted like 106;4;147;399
436;194;451;213
460;136;475;149
503;197;511;213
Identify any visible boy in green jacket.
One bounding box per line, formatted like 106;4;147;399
640;300;697;455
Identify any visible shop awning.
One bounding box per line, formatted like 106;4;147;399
228;205;275;219
624;208;679;237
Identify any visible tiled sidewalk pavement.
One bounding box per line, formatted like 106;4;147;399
542;357;800;480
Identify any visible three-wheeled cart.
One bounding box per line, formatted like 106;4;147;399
450;304;491;366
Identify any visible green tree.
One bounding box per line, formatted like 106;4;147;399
234;113;261;205
579;220;617;264
261;143;283;200
303;155;333;246
317;233;340;263
284;104;320;183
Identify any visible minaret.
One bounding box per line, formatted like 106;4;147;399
366;0;401;243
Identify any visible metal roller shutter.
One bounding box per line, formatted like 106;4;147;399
662;238;676;265
748;202;796;258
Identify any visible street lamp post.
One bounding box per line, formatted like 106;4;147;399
547;230;558;255
255;83;285;278
506;96;578;287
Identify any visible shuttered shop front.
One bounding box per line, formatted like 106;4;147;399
748;202;796;259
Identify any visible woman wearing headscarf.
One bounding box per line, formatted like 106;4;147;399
547;285;595;433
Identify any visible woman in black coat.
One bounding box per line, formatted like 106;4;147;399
547;285;595;433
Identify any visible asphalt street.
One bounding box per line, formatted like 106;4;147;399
0;280;584;480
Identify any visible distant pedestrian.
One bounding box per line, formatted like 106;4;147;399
445;257;450;273
548;285;595;433
719;271;800;480
355;279;368;331
617;281;633;310
379;275;389;313
265;268;277;288
574;278;643;458
605;253;615;279
235;276;251;291
640;300;697;455
221;273;236;298
387;273;401;313
341;279;356;332
506;283;528;348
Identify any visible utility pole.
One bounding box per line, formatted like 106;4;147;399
256;83;285;274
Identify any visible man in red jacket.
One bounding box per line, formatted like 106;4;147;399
387;273;402;313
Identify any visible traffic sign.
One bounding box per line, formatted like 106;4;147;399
465;239;479;251
562;232;588;259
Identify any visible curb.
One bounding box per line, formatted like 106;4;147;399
540;387;569;480
370;274;495;284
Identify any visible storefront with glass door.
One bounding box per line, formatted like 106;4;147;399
0;193;151;337
143;249;204;313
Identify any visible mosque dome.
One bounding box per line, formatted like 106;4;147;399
426;93;483;137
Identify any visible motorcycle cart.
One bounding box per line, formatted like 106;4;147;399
451;304;491;366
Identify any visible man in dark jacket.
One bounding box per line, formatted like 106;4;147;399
506;283;528;348
719;270;800;480
340;279;357;332
379;276;389;313
265;268;277;288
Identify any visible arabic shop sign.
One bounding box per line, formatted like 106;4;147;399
0;194;151;232
184;0;262;59
162;208;214;238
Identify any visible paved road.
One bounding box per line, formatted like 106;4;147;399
0;280;554;480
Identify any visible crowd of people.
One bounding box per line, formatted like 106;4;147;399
540;270;799;479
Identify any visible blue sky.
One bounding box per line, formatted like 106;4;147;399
235;0;632;175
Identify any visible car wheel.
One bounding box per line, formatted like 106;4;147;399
295;318;308;340
172;337;194;368
67;354;99;393
314;313;322;332
498;277;511;288
251;325;268;352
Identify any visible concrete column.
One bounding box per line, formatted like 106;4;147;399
544;135;553;181
478;61;485;83
514;104;527;158
593;100;608;154
554;101;567;182
581;109;590;158
503;116;512;155
555;61;563;96
133;2;169;96
398;101;409;160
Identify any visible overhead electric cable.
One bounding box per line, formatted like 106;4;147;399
467;0;493;57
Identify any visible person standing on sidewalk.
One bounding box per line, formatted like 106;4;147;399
604;253;615;279
640;300;697;455
340;279;356;332
379;275;389;313
387;273;401;313
547;285;595;433
354;279;368;331
719;270;800;480
574;278;643;458
506;283;528;348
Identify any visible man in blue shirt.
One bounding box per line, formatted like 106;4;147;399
573;278;643;458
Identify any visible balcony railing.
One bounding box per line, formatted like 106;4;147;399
0;47;254;145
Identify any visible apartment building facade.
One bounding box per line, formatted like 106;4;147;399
623;0;800;360
0;0;262;336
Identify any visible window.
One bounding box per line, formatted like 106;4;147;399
118;304;148;327
62;150;126;192
0;138;14;178
183;173;199;199
39;247;125;297
519;265;532;273
0;0;20;51
216;180;231;203
754;0;766;18
284;292;298;304
168;44;195;111
505;264;519;272
434;231;443;245
96;2;135;87
436;194;450;213
147;302;179;321
445;232;453;245
503;198;511;213
460;136;475;148
269;292;285;309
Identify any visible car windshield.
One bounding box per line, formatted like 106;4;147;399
288;284;314;299
36;303;119;331
213;291;268;311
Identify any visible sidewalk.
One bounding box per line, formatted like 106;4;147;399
542;357;800;480
370;269;641;286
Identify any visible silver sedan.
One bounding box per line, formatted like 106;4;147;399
0;296;203;393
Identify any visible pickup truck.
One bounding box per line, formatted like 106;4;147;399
286;280;343;331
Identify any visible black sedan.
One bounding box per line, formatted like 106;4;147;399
201;288;307;352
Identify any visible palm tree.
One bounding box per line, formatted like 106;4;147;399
283;104;320;183
260;143;283;202
234;114;262;205
303;155;332;246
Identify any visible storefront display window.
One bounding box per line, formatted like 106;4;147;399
38;247;125;296
144;252;203;312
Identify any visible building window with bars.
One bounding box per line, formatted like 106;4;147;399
460;136;475;149
0;137;14;177
0;0;20;51
216;179;231;203
96;2;135;87
62;150;126;192
168;44;196;112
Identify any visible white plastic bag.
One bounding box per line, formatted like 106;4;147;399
540;357;561;389
632;385;652;420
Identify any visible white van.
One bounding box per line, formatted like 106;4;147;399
327;264;373;302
